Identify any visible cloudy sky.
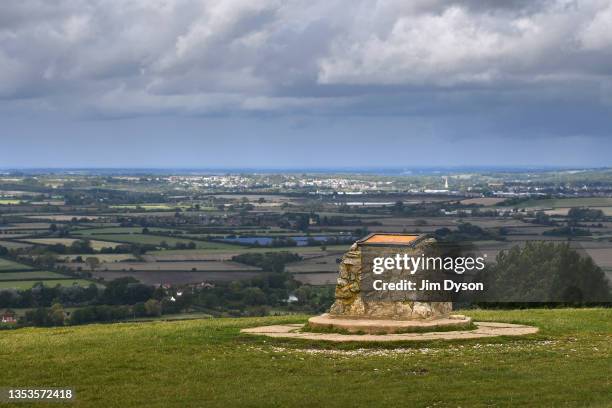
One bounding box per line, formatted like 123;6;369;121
1;0;611;169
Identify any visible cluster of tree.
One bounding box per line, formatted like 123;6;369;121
495;196;534;207
99;243;157;255
196;275;290;314
118;217;157;228
69;298;165;325
291;285;335;314
0;283;99;308
21;298;168;327
171;227;251;235
194;273;331;316
101;277;156;304
278;213;311;232
568;207;605;222
116;212;224;228
48;223;71;236
1;248;52;271
23;303;67;326
352;228;370;239
46;239;96;254
232;252;302;273
392;201;446;217
63;189;167;206
0;277;157;309
532;211;557;226
158;240;197;250
474;242;611;305
435;223;498;241
319;215;363;226
8;239;148;259
68;304;132;325
543;226;591;237
33;238;158;256
468;208;500;217
142;227;200;236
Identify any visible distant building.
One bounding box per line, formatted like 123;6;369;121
1;311;16;323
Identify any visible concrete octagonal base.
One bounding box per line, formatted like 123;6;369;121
307;313;473;334
240;321;538;342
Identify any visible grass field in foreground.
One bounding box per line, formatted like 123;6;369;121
0;308;609;407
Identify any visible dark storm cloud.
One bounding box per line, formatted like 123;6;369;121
0;0;611;168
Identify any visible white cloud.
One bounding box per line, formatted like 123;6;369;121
319;6;512;85
317;1;611;86
0;0;610;118
578;1;612;50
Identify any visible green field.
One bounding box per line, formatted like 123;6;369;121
109;204;190;210
0;308;609;407
0;240;32;249
73;227;176;235
0;258;33;271
0;271;67;281
0;199;22;205
88;234;240;249
0;279;95;290
21;238;121;251
60;254;137;263
149;244;350;256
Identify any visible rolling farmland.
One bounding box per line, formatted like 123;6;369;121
0;257;97;289
1;170;611;303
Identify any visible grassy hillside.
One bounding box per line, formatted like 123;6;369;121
0;309;610;407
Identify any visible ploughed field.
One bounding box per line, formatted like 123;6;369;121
0;308;609;407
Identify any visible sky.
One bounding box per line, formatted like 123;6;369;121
1;0;611;169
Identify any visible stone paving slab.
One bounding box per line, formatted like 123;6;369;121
308;313;472;334
240;321;538;342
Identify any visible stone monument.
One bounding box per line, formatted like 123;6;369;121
308;233;472;333
243;233;538;340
